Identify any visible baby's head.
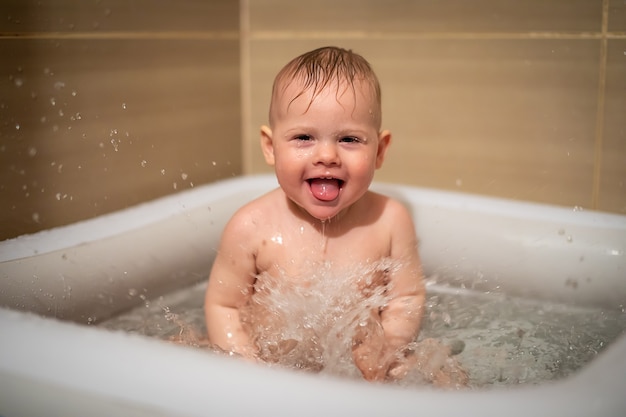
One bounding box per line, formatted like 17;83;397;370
261;47;391;221
268;46;383;130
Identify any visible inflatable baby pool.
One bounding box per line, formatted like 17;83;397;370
1;174;625;416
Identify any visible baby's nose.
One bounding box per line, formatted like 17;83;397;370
314;142;340;165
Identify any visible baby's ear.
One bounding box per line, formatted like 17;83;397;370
260;125;275;166
375;130;392;169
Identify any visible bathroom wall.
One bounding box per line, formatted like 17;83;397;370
2;1;624;241
0;1;241;240
242;0;626;214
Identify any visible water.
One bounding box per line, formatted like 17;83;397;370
422;285;625;387
100;275;626;389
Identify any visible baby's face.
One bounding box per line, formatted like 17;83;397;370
265;79;389;221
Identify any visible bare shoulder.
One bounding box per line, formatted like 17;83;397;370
365;191;414;226
220;188;284;241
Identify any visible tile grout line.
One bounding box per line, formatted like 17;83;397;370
239;0;253;175
248;30;626;41
2;31;626;41
0;31;239;40
591;0;610;209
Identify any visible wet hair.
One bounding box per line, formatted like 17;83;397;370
269;46;382;128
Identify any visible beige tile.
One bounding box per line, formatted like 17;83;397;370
250;0;602;33
609;1;626;32
598;40;626;214
0;39;241;240
247;39;600;209
375;39;600;208
1;0;239;32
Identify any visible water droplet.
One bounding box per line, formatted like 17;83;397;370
14;78;23;87
27;146;37;157
128;288;138;297
54;81;65;90
122;102;127;110
173;182;178;190
50;97;56;106
32;212;40;222
160;169;166;175
15;123;20;130
212;161;217;166
140;159;147;167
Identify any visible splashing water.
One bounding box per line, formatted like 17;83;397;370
239;259;397;378
100;267;626;389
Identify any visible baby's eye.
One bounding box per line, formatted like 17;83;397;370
294;134;312;141
339;136;360;143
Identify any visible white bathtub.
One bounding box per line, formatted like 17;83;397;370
1;174;625;417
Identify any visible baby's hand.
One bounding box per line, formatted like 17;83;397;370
352;310;393;381
352;342;389;381
388;338;469;389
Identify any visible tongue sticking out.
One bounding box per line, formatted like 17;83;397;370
309;178;341;201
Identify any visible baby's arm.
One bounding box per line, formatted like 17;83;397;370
355;201;425;381
381;202;425;374
204;211;258;359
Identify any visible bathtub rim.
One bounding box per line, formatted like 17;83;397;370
2;174;624;263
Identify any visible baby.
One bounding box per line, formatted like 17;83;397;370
205;46;437;382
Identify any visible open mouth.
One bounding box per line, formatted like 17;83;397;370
307;177;344;201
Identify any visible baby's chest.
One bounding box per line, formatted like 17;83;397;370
255;230;391;278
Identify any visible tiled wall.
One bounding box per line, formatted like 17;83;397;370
2;1;625;241
0;1;241;240
242;0;626;214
